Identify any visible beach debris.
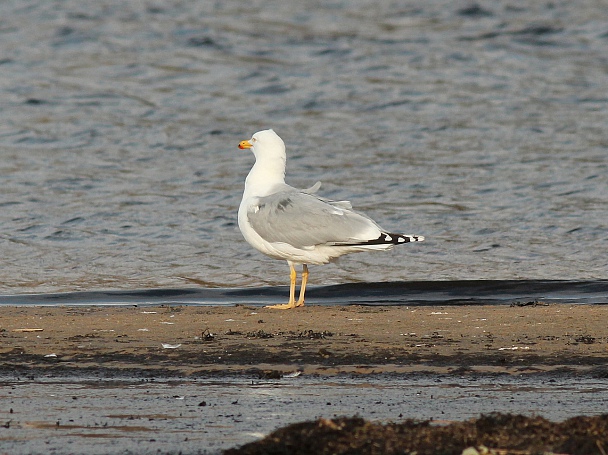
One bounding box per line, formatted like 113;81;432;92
284;371;302;379
258;370;282;379
297;330;333;339
318;418;344;430
246;431;267;439
246;330;274;339
140;311;157;314
161;343;181;349
160;322;174;325
461;446;487;455
12;328;43;332
498;346;530;351
225;414;608;455
317;348;332;358
574;334;596;344
202;328;215;341
44;353;57;358
510;299;548;307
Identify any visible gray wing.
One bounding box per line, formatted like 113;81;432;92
247;190;381;248
299;181;353;210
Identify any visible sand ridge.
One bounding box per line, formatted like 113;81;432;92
1;304;607;376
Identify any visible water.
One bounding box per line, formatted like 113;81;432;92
1;0;607;295
0;280;606;306
3;373;608;454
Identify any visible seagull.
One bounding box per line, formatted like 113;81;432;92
237;129;424;309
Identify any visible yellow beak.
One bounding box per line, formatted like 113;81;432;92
238;140;252;150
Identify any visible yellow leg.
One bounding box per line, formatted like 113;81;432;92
265;263;299;309
295;264;308;307
288;263;297;306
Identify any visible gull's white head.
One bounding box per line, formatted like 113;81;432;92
238;129;285;161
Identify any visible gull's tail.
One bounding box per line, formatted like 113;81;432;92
368;233;425;245
333;233;424;247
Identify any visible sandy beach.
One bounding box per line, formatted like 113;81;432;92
2;304;607;376
2;303;608;455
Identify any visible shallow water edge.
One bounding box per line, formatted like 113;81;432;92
2;373;608;455
1;279;606;306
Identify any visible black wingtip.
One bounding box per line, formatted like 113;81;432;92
334;233;424;247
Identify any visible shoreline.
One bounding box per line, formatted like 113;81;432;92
1;304;607;377
3;304;608;455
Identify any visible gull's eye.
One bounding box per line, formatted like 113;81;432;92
251;137;257;142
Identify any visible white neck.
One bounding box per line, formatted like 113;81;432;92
243;155;286;198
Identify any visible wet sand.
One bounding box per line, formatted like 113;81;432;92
1;304;607;376
2;303;608;454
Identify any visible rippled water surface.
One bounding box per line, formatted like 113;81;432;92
1;0;607;294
